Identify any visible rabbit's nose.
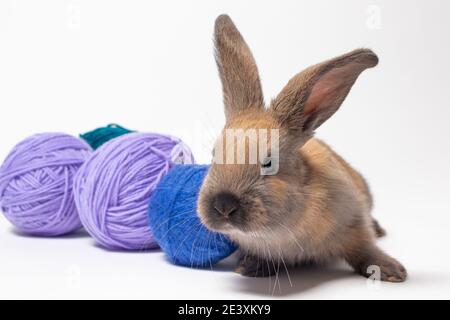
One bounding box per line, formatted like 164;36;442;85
213;192;240;218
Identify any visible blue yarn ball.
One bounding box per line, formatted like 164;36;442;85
148;164;236;267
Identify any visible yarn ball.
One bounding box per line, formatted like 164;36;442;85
74;132;195;250
0;133;92;236
80;124;133;150
148;164;236;268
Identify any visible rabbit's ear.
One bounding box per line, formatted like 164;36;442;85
270;49;378;137
214;15;264;121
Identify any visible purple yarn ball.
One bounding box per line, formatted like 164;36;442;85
0;133;92;236
73;132;194;250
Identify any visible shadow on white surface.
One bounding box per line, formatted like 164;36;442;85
91;242;161;254
204;254;357;297
230;262;355;297
10;227;90;239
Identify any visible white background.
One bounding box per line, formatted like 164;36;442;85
1;0;449;299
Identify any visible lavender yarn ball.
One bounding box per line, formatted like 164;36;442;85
74;132;194;250
0;133;92;236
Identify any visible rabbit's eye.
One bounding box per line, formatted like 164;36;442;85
261;157;272;168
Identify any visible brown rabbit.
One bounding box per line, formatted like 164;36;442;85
197;15;407;282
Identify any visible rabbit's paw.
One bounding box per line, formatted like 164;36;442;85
235;254;278;277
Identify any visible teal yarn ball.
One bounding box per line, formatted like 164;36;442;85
80;124;133;150
148;164;236;268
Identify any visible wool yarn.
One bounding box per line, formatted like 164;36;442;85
0;133;92;236
74;132;194;250
148;164;236;267
80;124;133;150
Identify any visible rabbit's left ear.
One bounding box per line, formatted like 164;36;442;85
270;49;378;137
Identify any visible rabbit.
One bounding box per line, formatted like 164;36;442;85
197;15;407;282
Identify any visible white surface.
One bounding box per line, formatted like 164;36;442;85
1;0;450;299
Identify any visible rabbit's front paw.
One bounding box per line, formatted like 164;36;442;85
235;254;277;277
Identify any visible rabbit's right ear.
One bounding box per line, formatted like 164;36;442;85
214;15;264;122
270;49;378;140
